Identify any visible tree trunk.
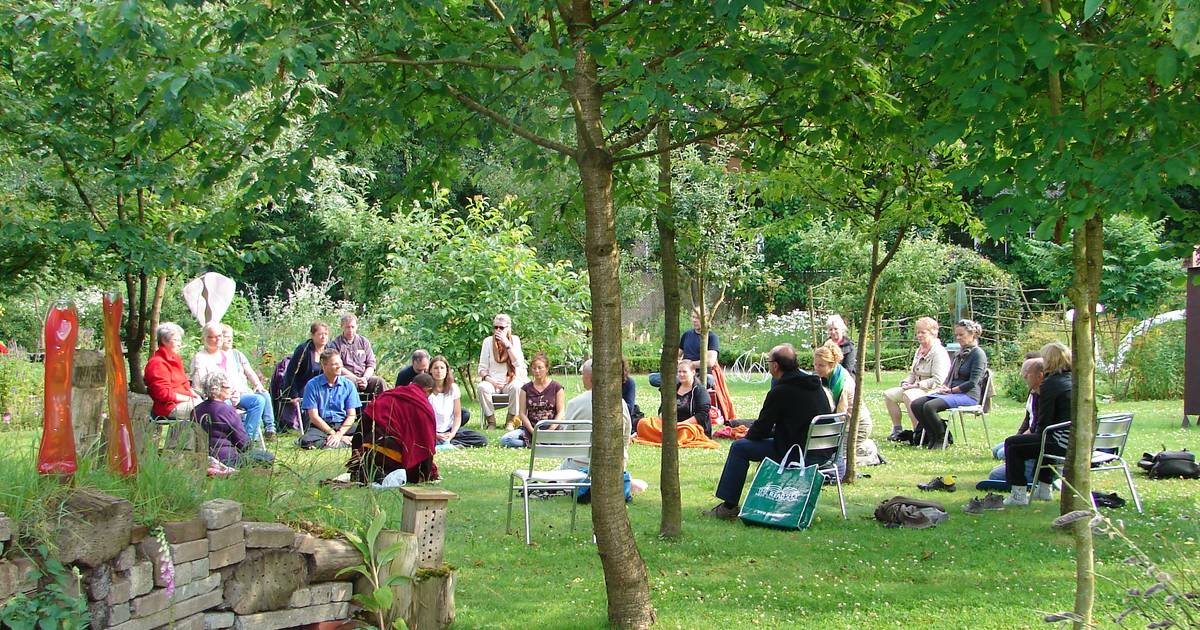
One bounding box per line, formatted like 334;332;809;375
567;6;654;622
1063;216;1102;629
655;121;682;539
873;310;882;383
845;239;882;484
124;273;147;394
696;274;709;387
147;273;167;356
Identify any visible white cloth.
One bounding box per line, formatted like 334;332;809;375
190;349;229;390
561;390;631;471
428;383;461;433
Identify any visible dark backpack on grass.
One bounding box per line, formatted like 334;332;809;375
1137;449;1200;479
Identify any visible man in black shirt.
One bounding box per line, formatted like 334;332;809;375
704;343;833;520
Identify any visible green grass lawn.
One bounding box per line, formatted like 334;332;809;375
1;370;1197;628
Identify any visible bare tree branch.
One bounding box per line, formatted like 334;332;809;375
52;144;106;230
322;55;521;72
608;115;662;153
596;0;640;27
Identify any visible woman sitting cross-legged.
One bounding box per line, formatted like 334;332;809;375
424;355;488;448
1003;342;1073;506
501;352;564;448
676;360;712;438
908;318;989;448
194;372;273;468
811;340;881;467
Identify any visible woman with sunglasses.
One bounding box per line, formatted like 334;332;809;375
476;313;527;430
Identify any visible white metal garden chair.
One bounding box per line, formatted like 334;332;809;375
803;412;849;520
1033;413;1143;513
506;420;593;545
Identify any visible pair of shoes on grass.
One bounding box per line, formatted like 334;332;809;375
918;475;957;492
963;492;1006;514
1004;483;1054;506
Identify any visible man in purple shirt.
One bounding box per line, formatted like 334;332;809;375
330;314;386;400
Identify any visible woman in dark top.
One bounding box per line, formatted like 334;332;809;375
195;372;252;466
501;352;565;448
676;360;712;437
282;321;331;410
621;358;638;430
826;314;857;376
908;319;988;448
1004;342;1073;506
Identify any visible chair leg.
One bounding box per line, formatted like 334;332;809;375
955;411;967;447
834;472;847;520
523;483;533;545
506;477;516;534
979;412;990;446
570;487;578;533
1121;461;1144;514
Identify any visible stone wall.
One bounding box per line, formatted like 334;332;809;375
0;489;457;630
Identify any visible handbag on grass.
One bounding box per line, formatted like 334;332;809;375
738;445;822;530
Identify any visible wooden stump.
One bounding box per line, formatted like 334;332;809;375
358;531;417;621
306;539;360;582
71;350;105;455
406;569;455;630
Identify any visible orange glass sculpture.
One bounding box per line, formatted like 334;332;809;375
103;293;136;476
37;302;79;477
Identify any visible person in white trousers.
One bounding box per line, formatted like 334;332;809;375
477;313;527;430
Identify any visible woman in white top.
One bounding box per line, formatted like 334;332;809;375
220;324;275;440
426;355;487;448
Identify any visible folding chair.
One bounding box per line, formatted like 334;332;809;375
804;412;849;519
506;420;593;545
940;368;994;448
1033;413;1143;514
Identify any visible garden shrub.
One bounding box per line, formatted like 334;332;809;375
1121;320;1185;400
0;354;43;428
997;368;1029;403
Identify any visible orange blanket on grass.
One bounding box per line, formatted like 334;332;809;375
711;364;736;421
632;417;719;449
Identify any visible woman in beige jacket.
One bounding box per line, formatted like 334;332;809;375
883;317;951;440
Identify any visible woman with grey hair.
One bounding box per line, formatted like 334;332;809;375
826;314;857;376
194;371;272;467
143;322;201;420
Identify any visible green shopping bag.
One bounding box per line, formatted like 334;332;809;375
738;445;823;530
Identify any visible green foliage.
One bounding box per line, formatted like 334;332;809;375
1010;215;1185;320
374;186;590;370
0;355;43;428
997;368;1030;403
0;545;88;630
337;509;410;630
1121;321;1185;401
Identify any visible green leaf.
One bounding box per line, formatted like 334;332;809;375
1083;0;1103;21
373;585;394;612
1155;48;1177;85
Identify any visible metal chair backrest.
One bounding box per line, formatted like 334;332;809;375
1037;421;1071;462
525;420;591;468
805;412;848;460
1094;413;1133;454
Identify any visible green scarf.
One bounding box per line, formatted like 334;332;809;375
828;364;846;403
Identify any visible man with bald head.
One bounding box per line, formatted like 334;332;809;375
704;343;834;520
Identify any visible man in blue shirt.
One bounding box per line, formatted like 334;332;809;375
299;349;362;449
649;308;718;388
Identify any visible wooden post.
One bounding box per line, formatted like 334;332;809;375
399;486;457;568
71;350;106;455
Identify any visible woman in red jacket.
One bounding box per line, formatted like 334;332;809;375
143;322;202;420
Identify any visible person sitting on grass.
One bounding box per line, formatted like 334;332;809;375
283;321;332;421
347;372;439;485
501;352;564;448
883;316;950;441
299;349;362;449
649;308;717;389
330;314;387;400
423;355;487;448
674;360;712;438
908;318;988;448
1004;342;1073;506
144;322;202;421
811;340;881;468
394;349;431;387
703;343;834;520
195;372;273;468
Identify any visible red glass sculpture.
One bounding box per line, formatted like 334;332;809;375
103;293;137;476
37;302;79;477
